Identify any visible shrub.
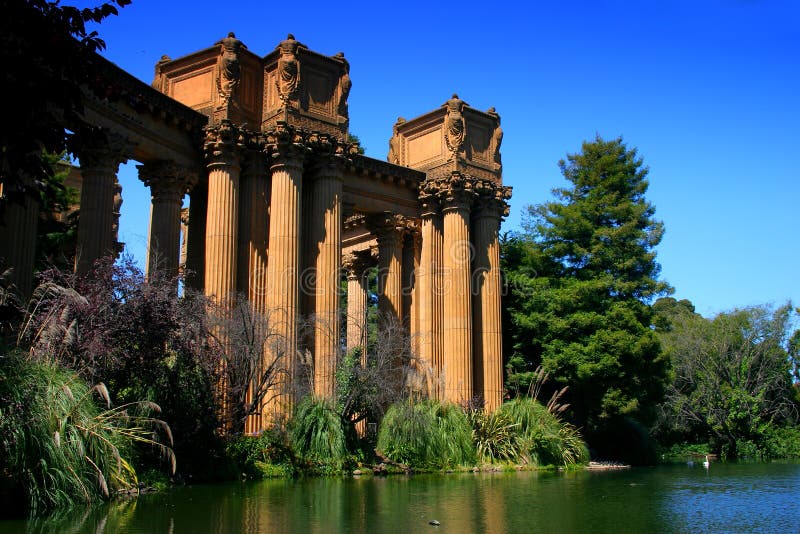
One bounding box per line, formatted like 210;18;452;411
590;417;658;465
225;428;294;478
762;425;800;459
376;399;475;469
0;352;174;513
468;409;520;463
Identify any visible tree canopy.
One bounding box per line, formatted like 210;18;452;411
0;0;129;214
503;136;672;453
654;299;799;458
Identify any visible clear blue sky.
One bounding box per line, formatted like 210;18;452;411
79;0;799;317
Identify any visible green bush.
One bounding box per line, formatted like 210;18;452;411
497;398;589;467
659;442;711;461
0;352;173;513
289;397;348;469
762;425;800;459
225;428;294;479
376;399;475;469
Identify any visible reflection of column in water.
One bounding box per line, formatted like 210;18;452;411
479;475;507;533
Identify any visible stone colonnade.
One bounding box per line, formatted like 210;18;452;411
416;173;511;411
63;121;509;434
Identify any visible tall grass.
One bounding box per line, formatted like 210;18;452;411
497;398;588;467
0;352;174;513
289;396;348;467
376;399;475;469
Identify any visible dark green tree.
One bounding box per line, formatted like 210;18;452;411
0;0;129;215
35;154;79;272
503;136;672;457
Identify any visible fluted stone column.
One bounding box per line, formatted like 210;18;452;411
417;192;444;397
238;151;269;310
0;185;38;298
370;213;405;326
203;124;242;430
263;146;305;420
185;180;208;291
472;188;508;412
343;249;372;437
204;133;241;307
402;230;417;330
239;151;271;436
343;250;372;354
139;161;198;279
180;208;189;269
440;174;475;403
75;134;129;274
309;158;343;400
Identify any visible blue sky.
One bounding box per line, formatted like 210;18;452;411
80;0;799;317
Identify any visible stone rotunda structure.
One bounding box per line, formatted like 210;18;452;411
2;33;511;433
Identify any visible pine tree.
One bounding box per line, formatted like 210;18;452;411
504;136;672;451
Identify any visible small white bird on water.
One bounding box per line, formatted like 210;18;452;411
702;455;710;469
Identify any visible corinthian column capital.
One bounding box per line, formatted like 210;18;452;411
436;172;476;213
204;120;245;169
473;180;512;220
77;129;132;172
367;212;414;248
263;122;309;172
342;249;374;281
138;161;200;201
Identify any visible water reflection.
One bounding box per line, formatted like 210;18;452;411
5;463;800;533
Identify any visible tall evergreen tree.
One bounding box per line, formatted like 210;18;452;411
503;136;672;455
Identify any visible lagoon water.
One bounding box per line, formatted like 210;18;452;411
4;462;800;533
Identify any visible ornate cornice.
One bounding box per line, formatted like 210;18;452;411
344;213;367;231
85;52;208;132
346;155;425;190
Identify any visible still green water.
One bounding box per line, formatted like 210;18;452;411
4;463;800;533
